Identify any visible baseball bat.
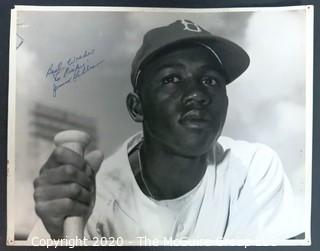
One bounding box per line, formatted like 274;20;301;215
54;130;91;239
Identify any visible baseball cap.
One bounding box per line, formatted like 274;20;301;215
131;19;250;90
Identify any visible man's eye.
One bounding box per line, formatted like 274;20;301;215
161;75;181;85
201;76;218;86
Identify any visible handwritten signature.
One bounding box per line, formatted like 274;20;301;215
46;49;104;97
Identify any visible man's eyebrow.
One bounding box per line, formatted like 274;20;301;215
199;64;224;72
154;63;185;72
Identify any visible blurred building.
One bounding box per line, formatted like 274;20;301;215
30;102;98;154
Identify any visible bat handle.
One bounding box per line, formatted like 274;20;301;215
54;130;91;239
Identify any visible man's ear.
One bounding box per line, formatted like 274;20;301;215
126;92;143;122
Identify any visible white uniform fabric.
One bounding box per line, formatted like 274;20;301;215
29;133;303;241
85;132;302;240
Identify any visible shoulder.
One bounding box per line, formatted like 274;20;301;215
219;136;279;161
218;136;281;173
218;138;301;239
86;137;134;234
94;132;142;200
94;144;129;200
217;136;289;207
217;136;285;195
86;133;143;236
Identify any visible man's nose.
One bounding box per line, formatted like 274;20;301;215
182;80;211;107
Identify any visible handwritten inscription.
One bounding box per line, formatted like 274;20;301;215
46;49;104;97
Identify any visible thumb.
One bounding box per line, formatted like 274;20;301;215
85;150;104;174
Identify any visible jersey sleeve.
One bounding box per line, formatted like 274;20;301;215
223;144;304;240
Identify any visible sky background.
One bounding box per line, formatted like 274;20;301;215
13;7;310;238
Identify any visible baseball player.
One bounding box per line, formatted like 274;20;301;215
31;20;303;242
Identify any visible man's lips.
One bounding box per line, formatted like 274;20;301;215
181;109;210;121
179;110;211;128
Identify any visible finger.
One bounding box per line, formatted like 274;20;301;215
34;165;93;190
35;198;89;218
41;146;86;173
34;183;91;205
85;150;104;174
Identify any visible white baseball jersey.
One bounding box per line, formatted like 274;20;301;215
29;132;303;242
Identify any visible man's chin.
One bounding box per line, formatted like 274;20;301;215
173;148;210;159
143;125;218;156
166;137;216;158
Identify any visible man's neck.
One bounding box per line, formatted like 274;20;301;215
138;135;211;200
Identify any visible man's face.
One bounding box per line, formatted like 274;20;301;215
137;44;228;157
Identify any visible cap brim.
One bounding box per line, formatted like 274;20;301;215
200;36;250;84
141;35;250;85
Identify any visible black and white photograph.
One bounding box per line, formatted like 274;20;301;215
7;5;313;246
